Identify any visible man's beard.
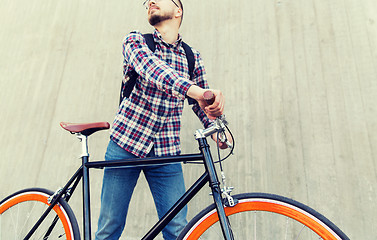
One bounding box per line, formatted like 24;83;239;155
148;11;174;26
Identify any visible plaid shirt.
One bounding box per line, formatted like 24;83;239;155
110;30;212;157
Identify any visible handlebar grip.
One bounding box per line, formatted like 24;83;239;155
203;90;215;105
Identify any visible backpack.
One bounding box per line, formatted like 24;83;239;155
119;33;196;105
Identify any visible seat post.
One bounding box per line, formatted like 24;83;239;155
76;133;92;239
76;133;89;158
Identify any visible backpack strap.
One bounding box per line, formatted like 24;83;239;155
119;34;155;105
119;33;197;105
143;33;156;52
181;42;197;105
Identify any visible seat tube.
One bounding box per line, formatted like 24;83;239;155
198;138;234;240
78;134;92;240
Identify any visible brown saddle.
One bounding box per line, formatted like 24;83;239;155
60;122;110;136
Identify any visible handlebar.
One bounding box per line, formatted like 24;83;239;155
203;90;216;105
196;90;233;149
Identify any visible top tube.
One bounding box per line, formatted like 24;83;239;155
85;153;204;169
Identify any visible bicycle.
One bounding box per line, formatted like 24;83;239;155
0;92;349;240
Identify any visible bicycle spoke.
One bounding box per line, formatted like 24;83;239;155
285;217;289;240
294;225;305;240
20;200;39;236
253;211;257;240
2;199;70;239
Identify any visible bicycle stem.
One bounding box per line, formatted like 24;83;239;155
195;115;228;139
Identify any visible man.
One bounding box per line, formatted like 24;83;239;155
95;0;226;239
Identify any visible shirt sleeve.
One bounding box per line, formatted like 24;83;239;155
190;48;214;128
123;31;193;100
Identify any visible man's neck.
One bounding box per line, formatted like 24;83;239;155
154;24;179;44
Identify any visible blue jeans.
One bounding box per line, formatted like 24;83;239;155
95;140;187;240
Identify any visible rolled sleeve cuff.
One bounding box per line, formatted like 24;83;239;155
173;77;194;100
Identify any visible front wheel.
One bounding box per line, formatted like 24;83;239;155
0;188;80;239
178;192;349;240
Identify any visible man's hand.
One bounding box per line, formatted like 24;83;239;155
211;131;233;149
186;85;225;120
187;85;232;149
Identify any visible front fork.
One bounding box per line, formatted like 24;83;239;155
198;137;235;240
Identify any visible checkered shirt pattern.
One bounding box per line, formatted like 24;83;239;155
110;30;213;157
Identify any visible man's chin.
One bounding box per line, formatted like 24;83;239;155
148;13;173;26
149;15;162;26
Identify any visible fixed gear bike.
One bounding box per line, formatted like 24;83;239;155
0;104;349;239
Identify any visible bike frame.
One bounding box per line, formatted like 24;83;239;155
25;135;234;240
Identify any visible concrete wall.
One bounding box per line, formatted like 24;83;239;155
1;0;376;239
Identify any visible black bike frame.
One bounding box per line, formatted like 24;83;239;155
25;137;233;240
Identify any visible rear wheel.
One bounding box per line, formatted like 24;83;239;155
0;188;80;239
178;193;349;240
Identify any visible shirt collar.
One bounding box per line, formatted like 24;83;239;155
153;29;183;49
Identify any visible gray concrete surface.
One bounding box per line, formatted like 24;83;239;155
1;0;376;239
